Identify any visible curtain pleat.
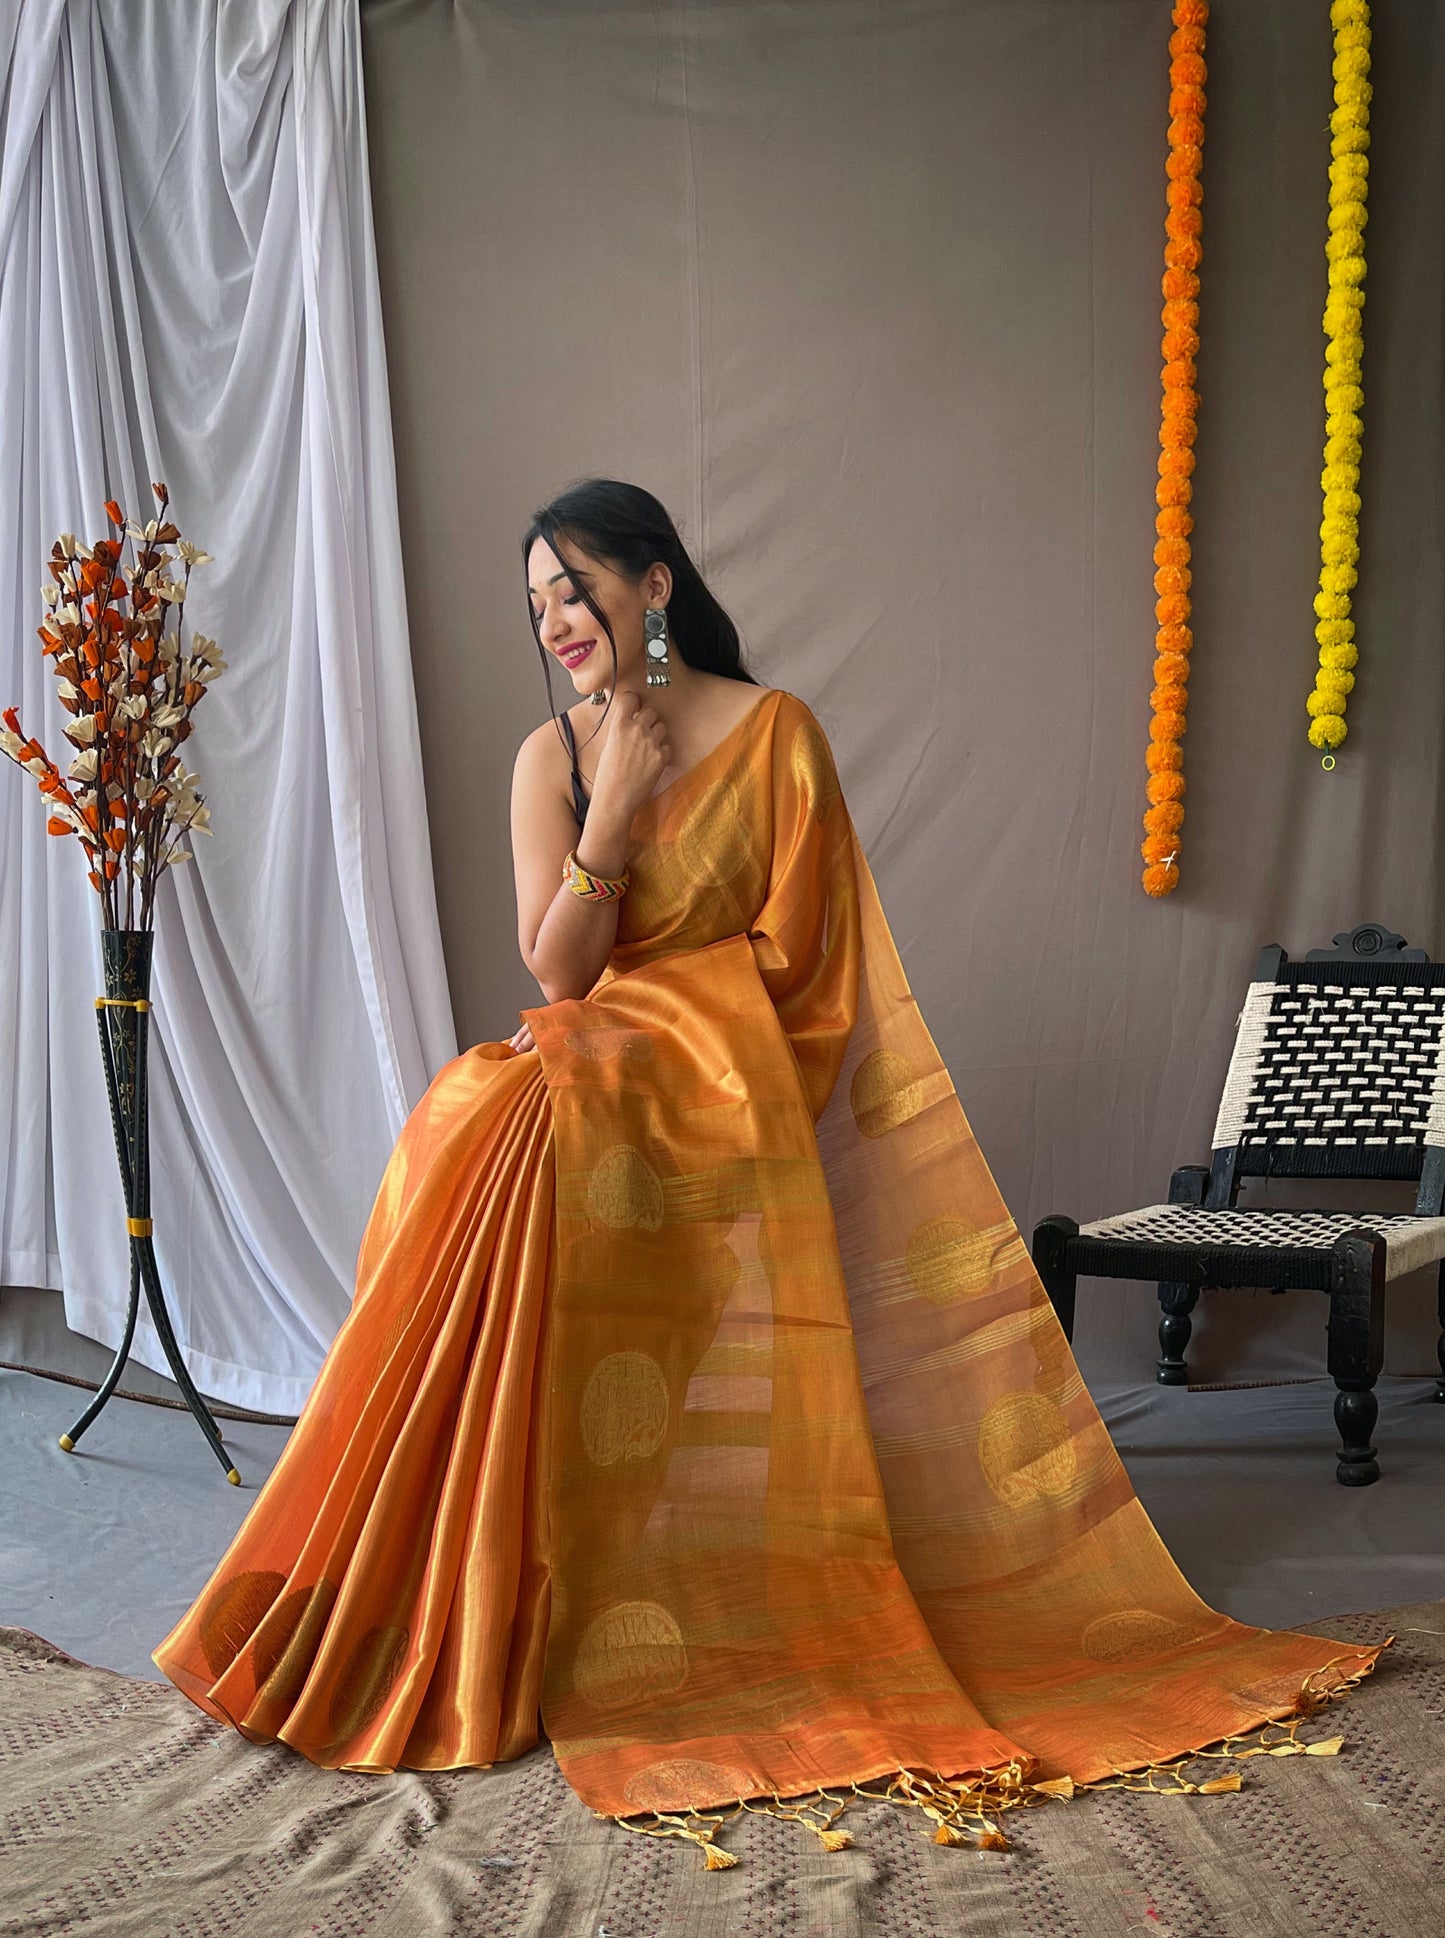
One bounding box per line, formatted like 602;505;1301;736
0;0;456;1411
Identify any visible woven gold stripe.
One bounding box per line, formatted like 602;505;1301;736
96;997;151;1010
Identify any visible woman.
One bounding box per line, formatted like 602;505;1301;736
155;479;1383;1864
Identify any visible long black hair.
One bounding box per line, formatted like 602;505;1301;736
522;479;756;770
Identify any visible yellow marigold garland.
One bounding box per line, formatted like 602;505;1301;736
1307;0;1370;764
1142;0;1208;898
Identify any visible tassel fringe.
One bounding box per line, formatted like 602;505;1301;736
606;1638;1392;1870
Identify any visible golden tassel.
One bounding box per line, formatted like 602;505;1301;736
1050;1639;1391;1805
607;1640;1389;1871
740;1787;854;1852
610;1802;744;1870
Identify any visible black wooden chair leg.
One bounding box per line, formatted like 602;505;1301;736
1156;1282;1199;1385
1328;1230;1386;1486
1434;1259;1445;1403
1031;1215;1079;1343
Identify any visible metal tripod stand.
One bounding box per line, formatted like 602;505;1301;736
58;928;240;1485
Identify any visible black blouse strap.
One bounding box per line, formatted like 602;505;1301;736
557;710;589;829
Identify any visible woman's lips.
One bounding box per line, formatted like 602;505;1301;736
559;640;596;669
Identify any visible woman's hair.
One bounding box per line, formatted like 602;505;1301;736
521;479;756;759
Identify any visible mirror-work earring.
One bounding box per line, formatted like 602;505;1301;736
590;687;607;705
644;606;671;687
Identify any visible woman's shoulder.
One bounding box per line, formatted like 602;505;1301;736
514;706;582;771
760;687;836;752
756;685;825;731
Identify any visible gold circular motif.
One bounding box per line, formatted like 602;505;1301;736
623;1757;753;1812
587;1145;665;1230
677;778;752;887
199;1569;287;1678
1081;1609;1200;1663
905;1217;999;1304
328;1621;410;1743
563;1026;654;1063
250;1579;336;1703
581;1351;670;1466
790;720;840;824
977;1391;1077;1507
574;1600;688;1710
850;1049;930;1138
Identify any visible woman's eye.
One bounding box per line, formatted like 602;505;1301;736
530;591;581;620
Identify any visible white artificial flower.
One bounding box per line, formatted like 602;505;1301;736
64;716;97;746
118;695;147;722
68;749;98;783
141;730;172;760
42;583;58;609
152;704;185;729
177;542;212;566
167;849;193;866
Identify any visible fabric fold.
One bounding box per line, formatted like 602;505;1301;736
156;1044;554;1772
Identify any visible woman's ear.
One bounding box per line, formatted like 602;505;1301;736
647;561;673;607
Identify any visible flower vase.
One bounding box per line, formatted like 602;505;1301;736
58;928;239;1483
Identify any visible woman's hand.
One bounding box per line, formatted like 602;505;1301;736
590;687;670;819
508;1021;536;1054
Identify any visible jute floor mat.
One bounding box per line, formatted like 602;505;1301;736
0;1604;1440;1938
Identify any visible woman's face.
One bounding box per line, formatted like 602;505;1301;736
527;535;669;701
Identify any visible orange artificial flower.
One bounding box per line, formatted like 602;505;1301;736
1;485;223;930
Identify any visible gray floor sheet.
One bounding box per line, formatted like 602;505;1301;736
2;1366;1442;1682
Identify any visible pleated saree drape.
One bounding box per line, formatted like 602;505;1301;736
155;688;1385;1853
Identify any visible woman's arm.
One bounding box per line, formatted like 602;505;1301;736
510;690;669;1006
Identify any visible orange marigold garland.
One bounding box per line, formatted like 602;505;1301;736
1142;0;1208;899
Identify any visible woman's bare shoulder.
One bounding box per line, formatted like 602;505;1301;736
513;708;583;772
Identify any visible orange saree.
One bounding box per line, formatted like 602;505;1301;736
154;686;1386;1860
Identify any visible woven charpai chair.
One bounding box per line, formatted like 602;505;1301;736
1031;924;1445;1486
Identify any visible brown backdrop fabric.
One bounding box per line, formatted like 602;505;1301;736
358;0;1445;1381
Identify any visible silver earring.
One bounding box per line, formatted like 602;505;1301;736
644;606;671;687
590;687;607;705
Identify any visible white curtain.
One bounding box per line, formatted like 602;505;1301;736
0;0;458;1412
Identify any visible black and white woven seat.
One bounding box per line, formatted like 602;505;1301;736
1031;924;1445;1487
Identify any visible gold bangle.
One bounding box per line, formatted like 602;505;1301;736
563;848;630;902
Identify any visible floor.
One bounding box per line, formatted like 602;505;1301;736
2;1365;1442;1681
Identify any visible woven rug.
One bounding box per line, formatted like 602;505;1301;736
0;1605;1440;1937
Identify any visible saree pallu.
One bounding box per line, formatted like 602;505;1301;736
155;687;1385;1856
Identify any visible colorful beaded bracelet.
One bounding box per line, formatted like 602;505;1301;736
562;848;630;902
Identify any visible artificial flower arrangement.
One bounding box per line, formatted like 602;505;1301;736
1;483;235;1478
1141;0;1208;899
1306;0;1370;763
0;483;224;928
